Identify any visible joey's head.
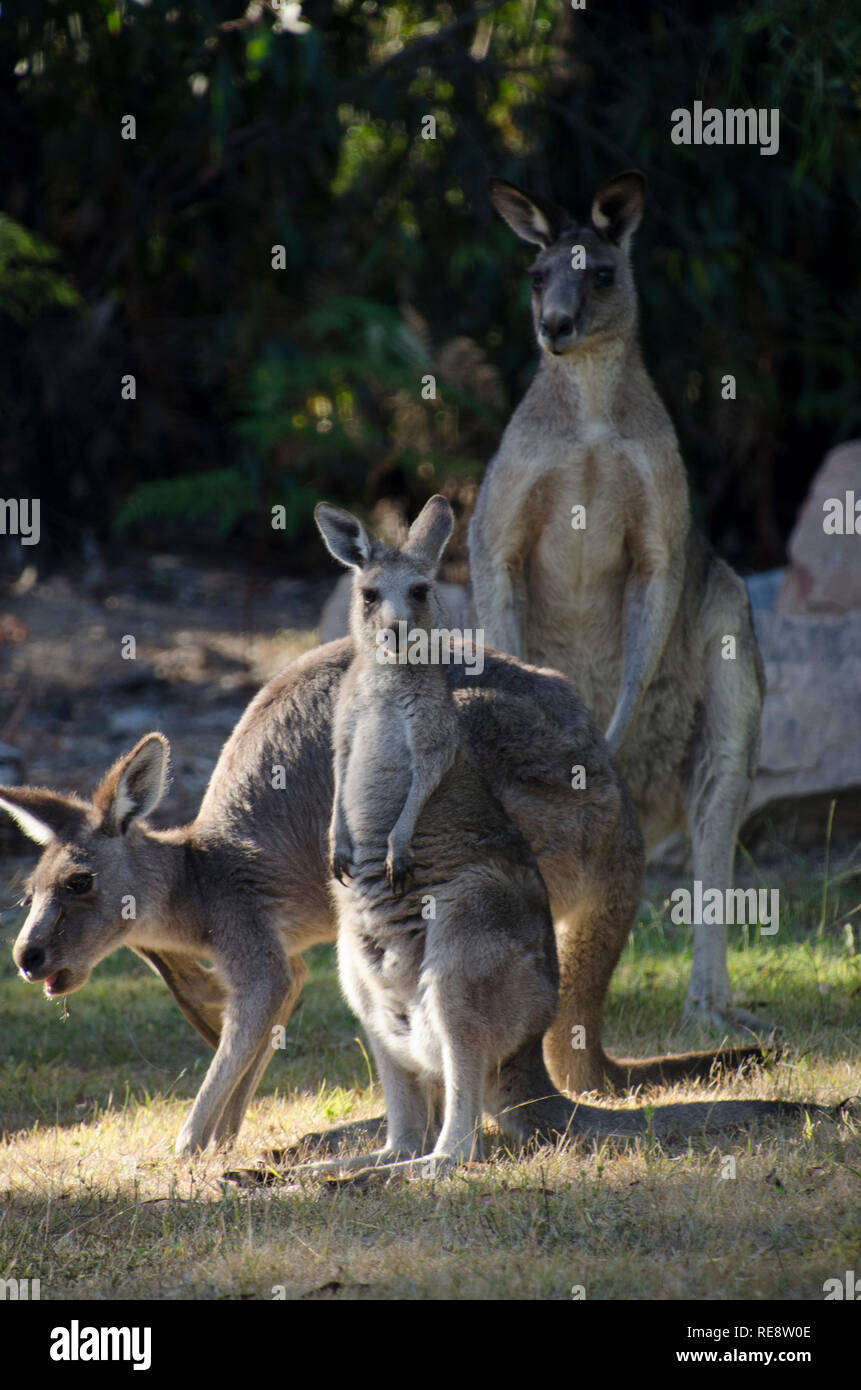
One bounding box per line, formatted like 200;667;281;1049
314;496;454;662
489;171;646;357
2;733;169;998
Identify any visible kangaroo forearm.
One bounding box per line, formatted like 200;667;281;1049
605;571;678;752
330;743;353;851
331;797;350;846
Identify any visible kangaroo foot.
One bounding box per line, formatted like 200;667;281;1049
322;1151;480;1188
258;1116;387;1166
222;1143;424;1187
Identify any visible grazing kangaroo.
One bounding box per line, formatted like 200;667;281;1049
3;637;768;1157
469;171;765;1030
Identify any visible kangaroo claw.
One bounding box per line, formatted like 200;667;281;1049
332;850;354;884
386;851;414;896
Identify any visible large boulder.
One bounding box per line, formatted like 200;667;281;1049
745;607;861;838
777;441;861;616
744;442;861;846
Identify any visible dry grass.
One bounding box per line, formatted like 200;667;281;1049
1;861;860;1301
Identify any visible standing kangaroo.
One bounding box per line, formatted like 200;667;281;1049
469;171;765;1030
3;633;766;1156
283;494;806;1179
312;495;569;1173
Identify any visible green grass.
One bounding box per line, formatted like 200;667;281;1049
1;855;859;1301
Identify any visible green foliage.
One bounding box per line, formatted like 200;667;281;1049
1;0;858;561
113;467;256;537
0;214;84;323
235;294;495;524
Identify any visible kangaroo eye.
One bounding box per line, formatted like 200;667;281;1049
65;872;94;896
594;267;615;288
530;272;544;291
361;588;378;606
410;584;430;603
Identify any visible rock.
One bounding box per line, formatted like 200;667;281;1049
778;441;861;615
740;443;861;845
317;573;473;645
743;607;861;843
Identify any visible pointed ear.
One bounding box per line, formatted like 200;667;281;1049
314;503;377;570
403;495;454;571
487;179;565;249
0;787;89;845
591;170;646;247
92;733;169;836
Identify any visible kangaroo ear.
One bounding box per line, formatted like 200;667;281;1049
488;179;565;249
315;503;377;570
403;495;454;571
591;170;646;247
0;787;88;845
92;733;169;836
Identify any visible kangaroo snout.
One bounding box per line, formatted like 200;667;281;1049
16;942;46;978
13;899;62;982
539;310;577;352
13;923;91;995
13;898;93;996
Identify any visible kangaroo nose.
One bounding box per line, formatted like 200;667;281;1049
541;313;575;344
19;945;45;977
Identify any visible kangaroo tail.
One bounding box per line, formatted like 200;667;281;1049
599;1042;776;1092
491;1039;826;1147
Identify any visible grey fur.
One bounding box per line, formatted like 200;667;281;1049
470;171;765;1028
4;630;772;1155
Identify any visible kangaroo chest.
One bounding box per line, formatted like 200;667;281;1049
522;426;643;715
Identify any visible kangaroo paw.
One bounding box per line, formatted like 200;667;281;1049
256;1116;387;1166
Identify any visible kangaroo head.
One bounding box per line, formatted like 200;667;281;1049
315;496;454;659
489;171;645;357
1;733;169;998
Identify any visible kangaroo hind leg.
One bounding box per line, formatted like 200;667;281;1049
684;570;769;1033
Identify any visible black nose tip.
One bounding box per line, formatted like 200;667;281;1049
541;315;575;343
20;946;44;975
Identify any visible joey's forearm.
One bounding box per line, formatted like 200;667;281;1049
389;745;454;851
385;754;450;895
390;774;440;850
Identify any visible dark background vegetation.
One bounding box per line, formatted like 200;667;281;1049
1;0;858;575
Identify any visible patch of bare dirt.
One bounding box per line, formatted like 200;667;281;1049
0;553;335;833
